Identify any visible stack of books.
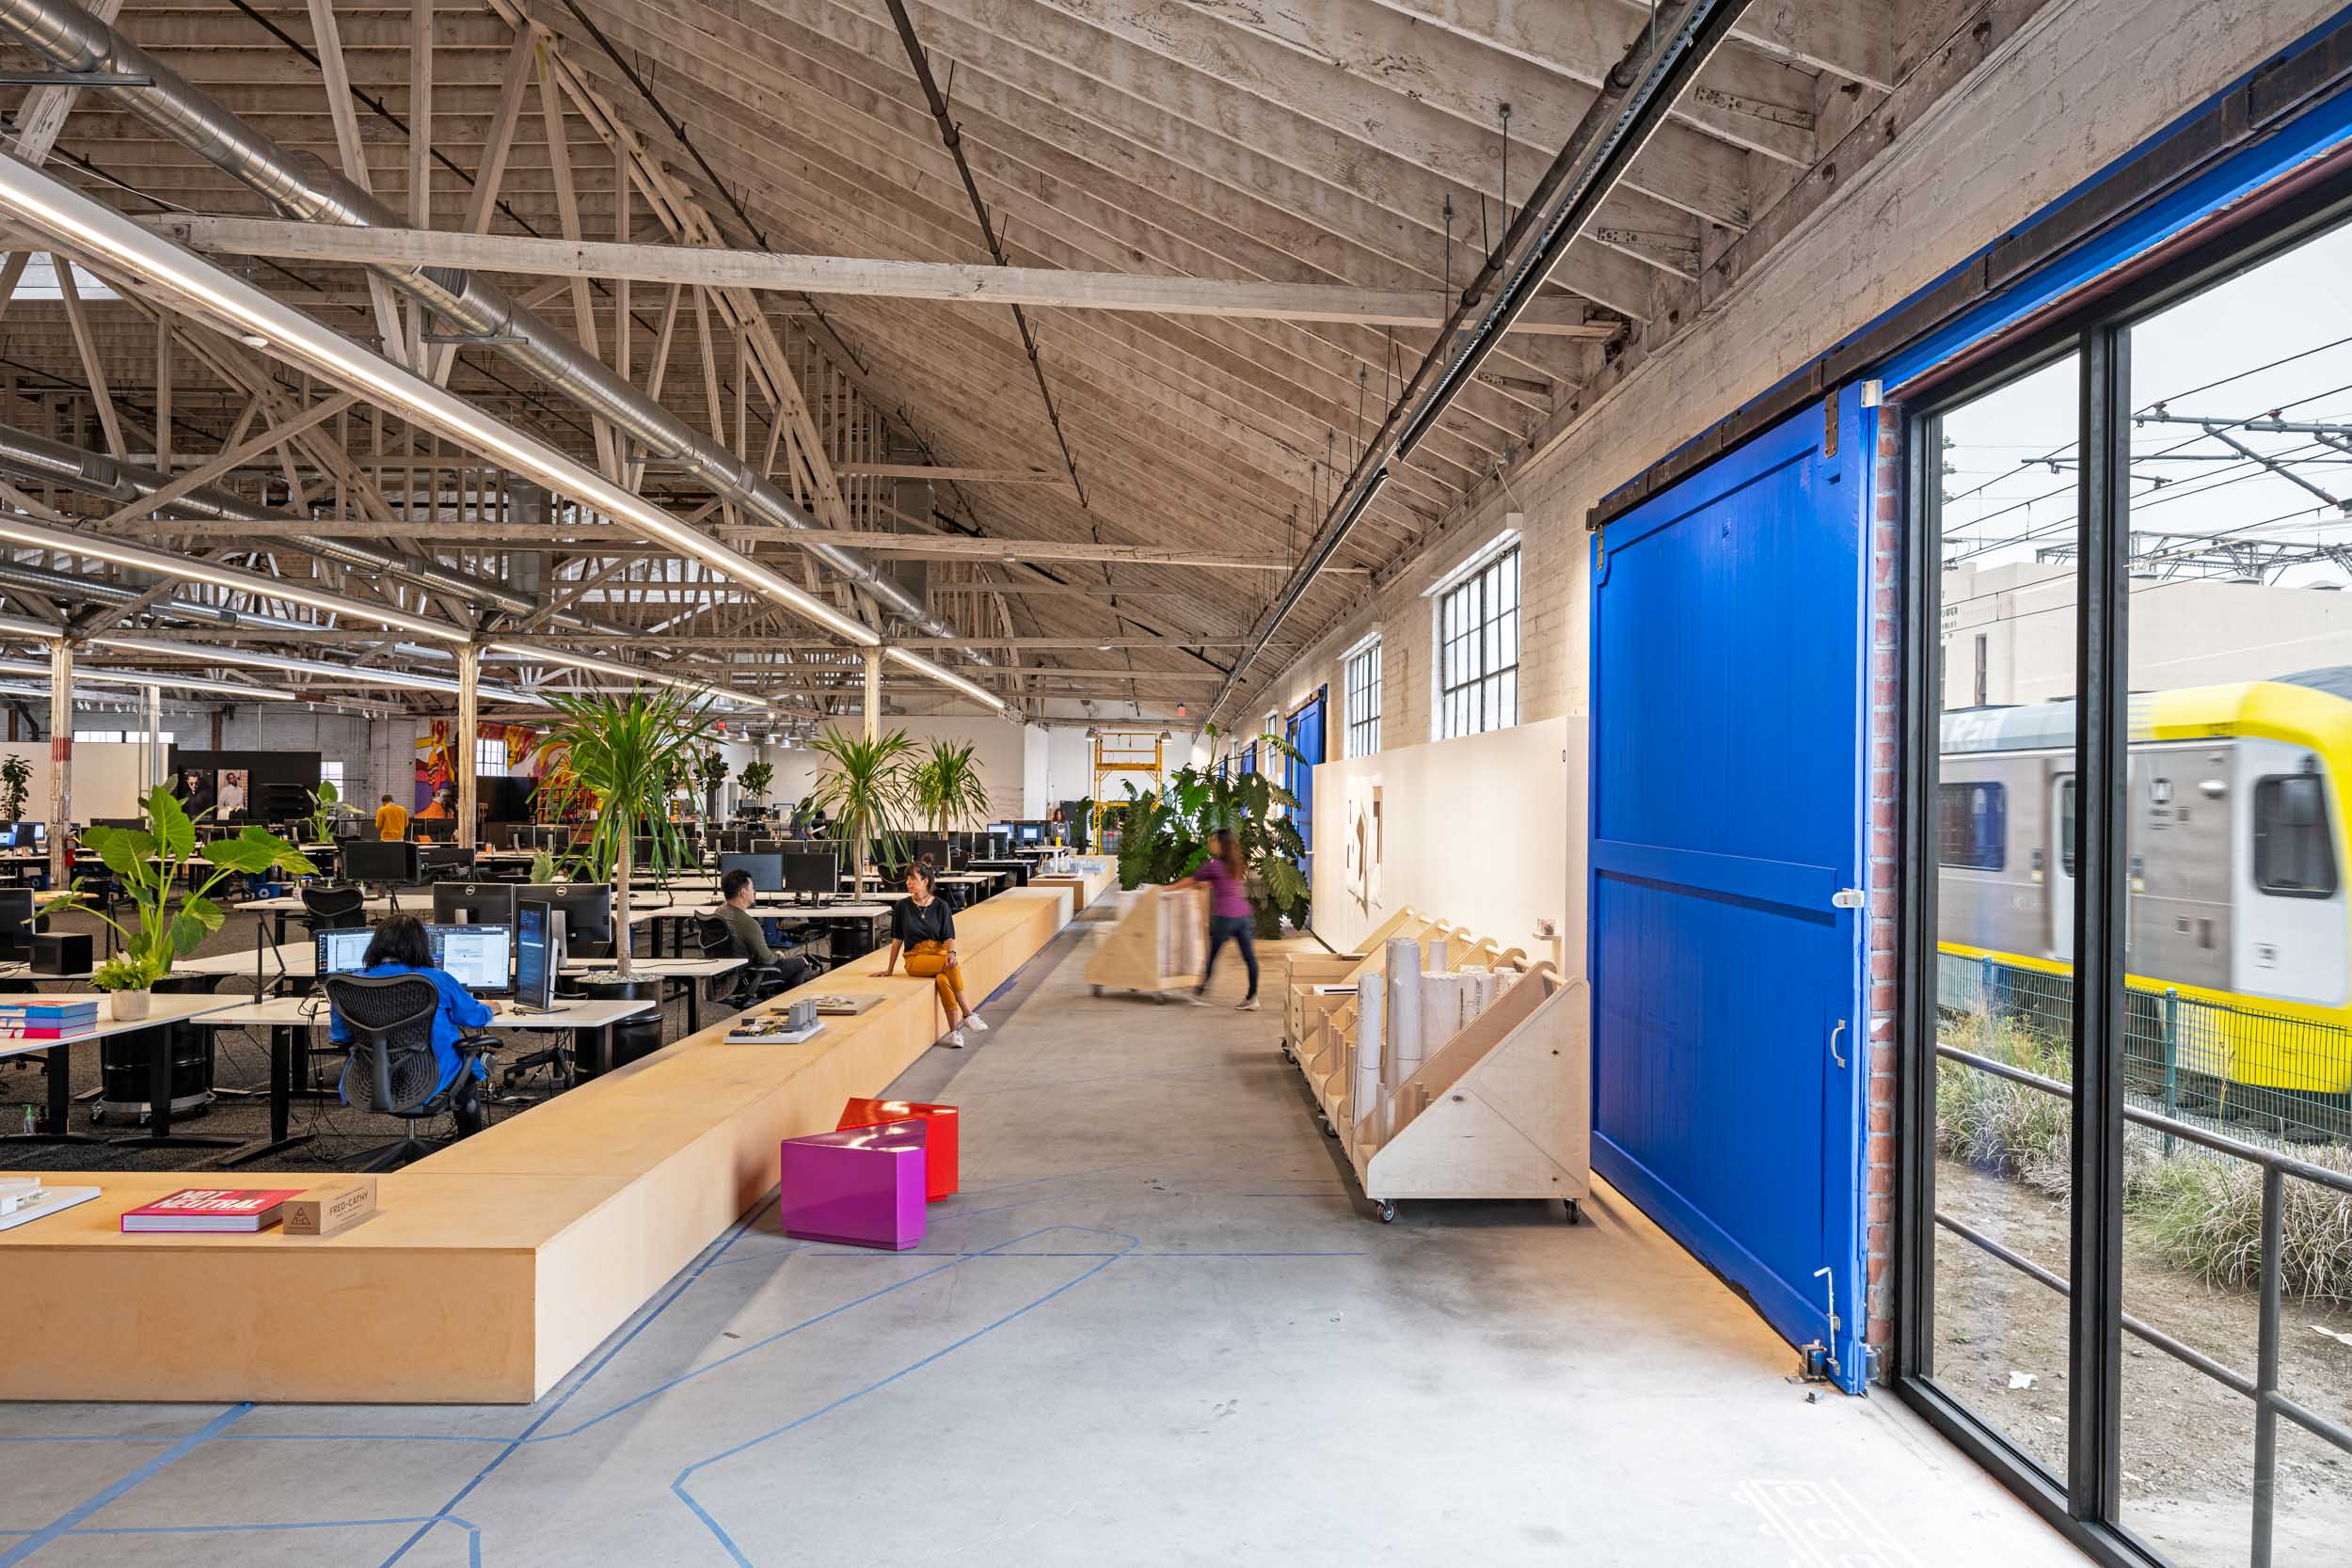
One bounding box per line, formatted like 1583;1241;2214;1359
0;997;101;1042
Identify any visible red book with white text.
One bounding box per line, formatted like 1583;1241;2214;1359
119;1188;304;1233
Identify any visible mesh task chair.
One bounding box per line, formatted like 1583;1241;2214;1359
326;974;494;1171
298;884;368;938
697;916;802;1009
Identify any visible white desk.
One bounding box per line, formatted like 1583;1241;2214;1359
0;991;243;1151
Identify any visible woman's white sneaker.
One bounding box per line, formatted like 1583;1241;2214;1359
945;1029;966;1049
965;1016;990;1033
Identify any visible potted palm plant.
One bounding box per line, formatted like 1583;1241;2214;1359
544;686;715;977
64;785;315;1018
910;739;991;837
696;748;731;820
809;727;915;895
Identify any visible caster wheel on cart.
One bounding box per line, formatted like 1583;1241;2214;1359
1280;1042;1296;1064
1564;1198;1581;1225
1318;1114;1337;1138
1090;985;1103;996
1374;1199;1397;1225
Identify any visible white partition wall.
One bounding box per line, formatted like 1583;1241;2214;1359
1310;716;1579;974
0;740;159;822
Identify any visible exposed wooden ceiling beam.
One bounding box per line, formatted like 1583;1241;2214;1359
137;215;1618;338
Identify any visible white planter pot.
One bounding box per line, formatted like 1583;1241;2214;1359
109;988;152;1022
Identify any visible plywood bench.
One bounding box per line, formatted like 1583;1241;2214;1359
0;886;1073;1404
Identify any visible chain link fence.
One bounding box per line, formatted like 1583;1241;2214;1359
1937;951;2352;1148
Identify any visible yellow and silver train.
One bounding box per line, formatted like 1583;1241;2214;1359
1940;668;2352;1101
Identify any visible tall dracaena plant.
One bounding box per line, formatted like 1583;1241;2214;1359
911;738;991;835
63;785;315;990
544;686;716;975
809;727;916;895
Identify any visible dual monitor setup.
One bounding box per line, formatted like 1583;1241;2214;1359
314;885;611;1011
716;848;839;904
0;821;48;849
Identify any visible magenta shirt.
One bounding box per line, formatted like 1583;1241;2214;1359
1193;855;1251;920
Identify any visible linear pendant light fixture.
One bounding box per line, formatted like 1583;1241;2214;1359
0;656;297;700
89;635;544;705
0;149;935;681
885;644;1006;711
0;511;462;641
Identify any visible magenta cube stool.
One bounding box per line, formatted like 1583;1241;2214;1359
777;1119;929;1251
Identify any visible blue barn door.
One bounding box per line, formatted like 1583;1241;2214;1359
1589;389;1871;1392
1284;689;1325;881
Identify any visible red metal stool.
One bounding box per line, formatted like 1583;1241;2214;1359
837;1098;960;1201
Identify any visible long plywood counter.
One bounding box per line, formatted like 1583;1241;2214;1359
0;885;1074;1404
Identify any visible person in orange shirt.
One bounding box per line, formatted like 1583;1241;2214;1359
374;793;409;841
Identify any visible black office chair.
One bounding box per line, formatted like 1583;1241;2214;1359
697;916;805;1009
326;974;495;1171
298;884;368;938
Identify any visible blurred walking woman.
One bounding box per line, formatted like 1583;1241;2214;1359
1179;828;1259;1010
882;859;990;1047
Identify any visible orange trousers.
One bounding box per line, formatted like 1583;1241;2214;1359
904;946;967;1015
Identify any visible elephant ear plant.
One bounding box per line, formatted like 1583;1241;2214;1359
809;727;916;895
545;686;717;976
1114;731;1309;936
62;785;315;1015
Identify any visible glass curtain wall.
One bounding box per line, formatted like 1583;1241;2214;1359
1906;214;2352;1568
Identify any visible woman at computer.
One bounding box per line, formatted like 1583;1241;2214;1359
880;860;988;1048
327;913;496;1131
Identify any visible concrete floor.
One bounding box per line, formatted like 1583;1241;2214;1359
0;913;2090;1568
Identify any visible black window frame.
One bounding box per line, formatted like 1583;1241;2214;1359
1897;162;2352;1568
1344;638;1382;758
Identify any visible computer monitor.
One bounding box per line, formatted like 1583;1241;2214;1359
427;923;511;994
432;882;515;927
519;882;613;957
513;899;556;1012
909;833;953;873
315;926;375;977
784;851;837;902
1018;821;1044;846
343;839;421;885
418;844;475;880
751;837;787;855
718;851;785;895
0;888;35;958
412;817;456;844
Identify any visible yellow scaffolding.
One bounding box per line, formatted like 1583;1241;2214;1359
1091;730;1166;847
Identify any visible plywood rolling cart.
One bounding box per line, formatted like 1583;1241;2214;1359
1085;884;1209;1002
1280;922;1588;1224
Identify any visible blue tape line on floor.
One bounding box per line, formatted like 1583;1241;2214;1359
0;1403;250;1568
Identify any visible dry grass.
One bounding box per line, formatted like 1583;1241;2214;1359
1939;1008;2352;1303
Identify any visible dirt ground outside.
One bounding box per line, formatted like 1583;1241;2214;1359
1931;1158;2352;1566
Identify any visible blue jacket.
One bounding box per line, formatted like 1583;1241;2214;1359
329;961;493;1102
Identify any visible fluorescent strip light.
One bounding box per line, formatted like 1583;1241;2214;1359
89;635;544;705
886;645;1007;711
0;657;297;700
0;157;882;655
0;512;462;641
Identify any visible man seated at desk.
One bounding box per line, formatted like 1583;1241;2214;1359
717;868;817;994
328;913;495;1133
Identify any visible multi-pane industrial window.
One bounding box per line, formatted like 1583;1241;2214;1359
72;730;173;745
474;736;508;777
1436;546;1519;739
1344;639;1381;757
320;761;345;793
